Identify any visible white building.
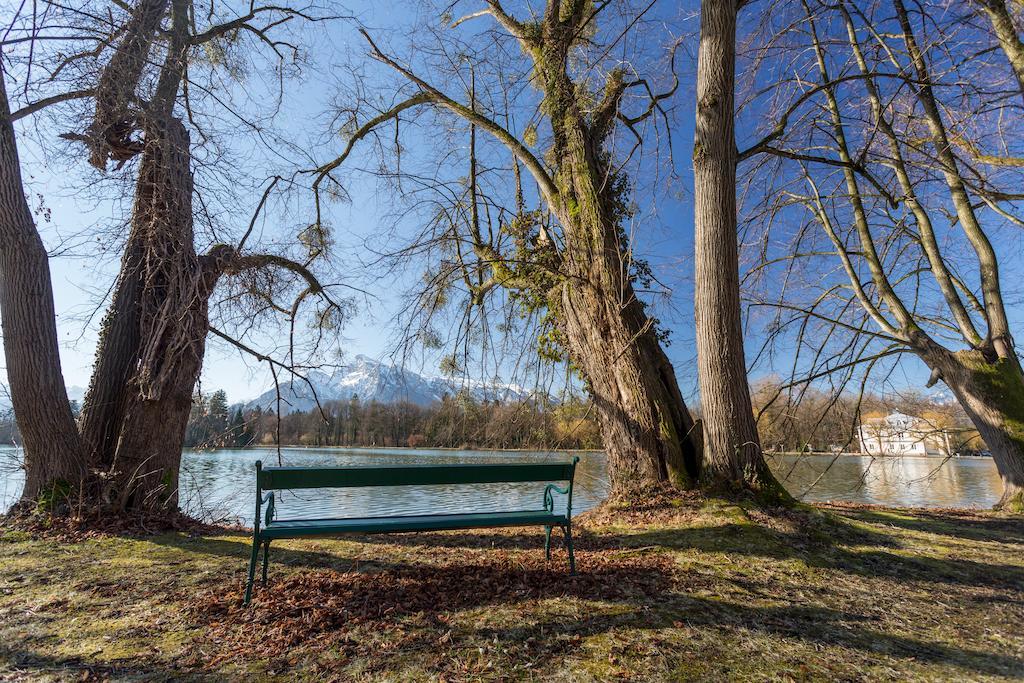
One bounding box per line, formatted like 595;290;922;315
858;412;952;457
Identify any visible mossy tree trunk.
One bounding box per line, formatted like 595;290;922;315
338;3;785;501
925;348;1024;512
536;13;700;498
556;218;701;495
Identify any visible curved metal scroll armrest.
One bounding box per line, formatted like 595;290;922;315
543;483;570;513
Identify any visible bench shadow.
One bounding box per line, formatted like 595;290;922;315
343;510;1024;593
161;510;1024;594
146;532;404;573
117;515;1024;678
208;555;1022;679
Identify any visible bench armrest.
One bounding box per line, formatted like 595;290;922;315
261;491;275;527
543;483;570;514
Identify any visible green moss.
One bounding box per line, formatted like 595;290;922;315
33;480;73;514
958;352;1024;443
1001;491;1024;515
0;530;31;543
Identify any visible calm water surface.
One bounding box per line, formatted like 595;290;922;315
0;446;1003;525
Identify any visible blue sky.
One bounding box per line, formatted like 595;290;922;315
7;0;1020;406
7;0;709;404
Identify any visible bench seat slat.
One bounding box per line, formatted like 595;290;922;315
260;510;568;539
258;462;575;490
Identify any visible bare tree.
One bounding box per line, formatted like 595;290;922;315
2;1;348;517
971;0;1024;100
0;68;86;503
740;0;1024;510
311;1;712;500
693;0;786;498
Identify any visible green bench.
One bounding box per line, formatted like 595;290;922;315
244;458;580;604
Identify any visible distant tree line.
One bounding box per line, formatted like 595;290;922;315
751;381;980;454
181;391;603;451
0;384;982;456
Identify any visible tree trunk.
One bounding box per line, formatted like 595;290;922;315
927;348;1024;512
79;115;210;514
693;0;785;498
107;279;213;512
0;67;86;506
546;95;701;499
558;267;701;497
77;218;144;472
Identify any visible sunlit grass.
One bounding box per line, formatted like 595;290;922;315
2;501;1022;680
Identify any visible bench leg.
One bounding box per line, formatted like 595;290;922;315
261;541;271;585
244;536;260;606
544;526;552;560
564;524;576;575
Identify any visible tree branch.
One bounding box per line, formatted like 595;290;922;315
358;29;561;212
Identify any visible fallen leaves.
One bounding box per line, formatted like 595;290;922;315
189;545;676;667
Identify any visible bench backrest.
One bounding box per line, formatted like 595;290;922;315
256;459;578;491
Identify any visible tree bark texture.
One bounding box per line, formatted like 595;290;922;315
531;18;701;498
87;0;170;169
924;347;1024;512
0;69;86;504
557;235;701;496
693;0;783;496
82;116;216;513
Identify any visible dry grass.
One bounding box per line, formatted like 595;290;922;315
1;498;1022;681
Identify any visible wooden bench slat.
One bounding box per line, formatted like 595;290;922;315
258;462;575;490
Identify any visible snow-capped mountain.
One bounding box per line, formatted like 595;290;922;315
926;385;958;406
242;354;535;413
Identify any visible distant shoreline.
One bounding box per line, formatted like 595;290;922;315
187;446;990;461
767;451;991;460
187;445;605;455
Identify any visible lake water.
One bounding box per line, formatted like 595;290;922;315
0;446;1004;525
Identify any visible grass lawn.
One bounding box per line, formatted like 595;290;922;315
1;498;1022;681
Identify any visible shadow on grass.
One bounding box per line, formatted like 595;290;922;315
339;510;1023;594
160;508;1024;594
477;593;1024;678
838;508;1024;545
0;646;222;682
9;510;1023;679
199;551;1022;679
627;521;1024;593
193;551;676;670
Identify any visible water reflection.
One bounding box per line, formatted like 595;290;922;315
768;454;1002;509
177;448;611;526
0;446;1004;525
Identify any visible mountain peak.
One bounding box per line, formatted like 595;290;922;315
244;357;535;414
